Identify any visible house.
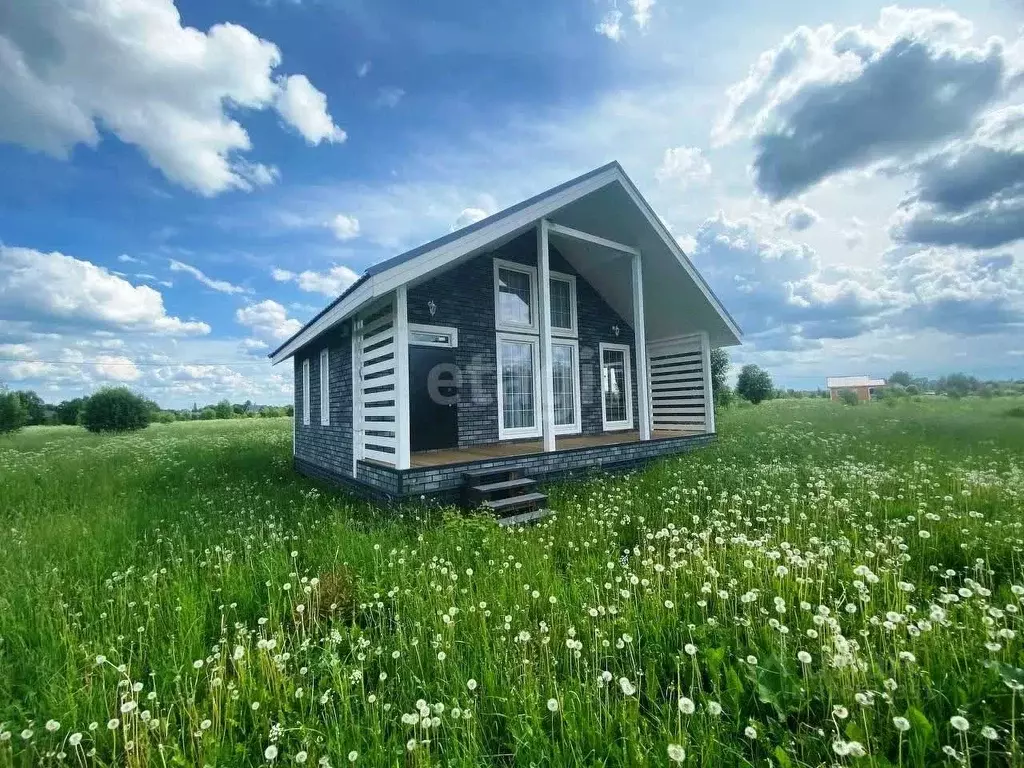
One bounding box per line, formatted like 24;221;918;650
269;162;742;517
826;376;886;402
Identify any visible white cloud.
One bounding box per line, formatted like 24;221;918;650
168;259;249;295
0;246;209;336
0;0;343;195
0;343;34;358
629;0;655;29
327;214;361;241
782;204;821;232
236;300;303;345
272;265;360;296
375;87;405;108
274;74;347;145
655;146;712;187
596;10;624;42
357;61;371;78
118;254;141;264
451;207;491;232
93;355;141;382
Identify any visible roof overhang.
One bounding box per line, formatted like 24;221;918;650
270;162;741;364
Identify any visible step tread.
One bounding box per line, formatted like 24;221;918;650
470;477;537;494
497;508;553;527
463;467;519;482
482;491;548;513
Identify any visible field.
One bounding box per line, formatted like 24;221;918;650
1;398;1023;767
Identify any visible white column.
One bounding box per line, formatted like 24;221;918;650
395;287;411;469
537;219;556;452
700;330;716;434
632;253;652;441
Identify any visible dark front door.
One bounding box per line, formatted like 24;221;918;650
409;346;459;452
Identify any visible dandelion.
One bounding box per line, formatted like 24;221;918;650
467;679;478;691
406;739;417;751
200;719;212;730
797;651;812;664
667;743;686;762
107;719;120;730
45;720;60;732
706;701;723;716
347;751;358;763
745;655;757;665
296;751;308;764
980;726;998;740
21;729;33;740
950;715;969;732
893;717;911;732
546;698;559;712
68;732;83;747
744;725;758;739
684;643;697;656
678;696;696;714
833;705;849;719
193;659;204;669
619;677;636;696
264;745;278;760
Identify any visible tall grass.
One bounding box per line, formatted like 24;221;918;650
0;399;1022;766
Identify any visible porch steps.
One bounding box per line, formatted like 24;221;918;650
462;468;549;524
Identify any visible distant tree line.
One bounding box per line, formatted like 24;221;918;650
0;385;293;435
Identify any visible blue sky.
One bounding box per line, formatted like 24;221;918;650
1;0;1022;406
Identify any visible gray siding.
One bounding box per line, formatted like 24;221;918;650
408;232;639;448
293;321;354;477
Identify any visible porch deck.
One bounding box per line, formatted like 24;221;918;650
410;429;701;468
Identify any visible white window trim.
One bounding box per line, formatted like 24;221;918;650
551;338;581;436
493;258;539;334
549;270;578;338
301;358;311;426
319;348;330;426
496;332;542;440
409;323;459;348
599;342;634;431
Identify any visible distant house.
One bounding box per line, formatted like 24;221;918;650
269;162;742;516
826;376;886;402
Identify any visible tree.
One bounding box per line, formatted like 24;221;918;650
81;388;151;433
55;397;87;425
736;364;774;405
839;389;860;406
888;371;913;387
14;390;46;425
214;399;234;419
709;347;733;407
0;390;27;434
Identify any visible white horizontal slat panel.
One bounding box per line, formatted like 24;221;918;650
362;358;396;377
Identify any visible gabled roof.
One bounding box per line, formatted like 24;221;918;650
827;376;887;388
270;161;741;363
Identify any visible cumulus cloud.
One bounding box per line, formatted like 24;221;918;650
0;0;344;195
714;7;1018;201
0;246;209;336
327;214;361;241
655;147;712;187
890;105;1024;249
783;204;820;232
596;10;624;42
629;0;655;29
236;300;303;345
168;259;249;295
451;207;491;232
93;355;141;382
272;265;360;296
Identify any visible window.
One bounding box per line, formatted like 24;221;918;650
409;323;458;348
552;340;581;434
494;259;538;332
549;273;577;337
497;334;540;438
301;358;311;426
319;348;330;425
600;343;633;430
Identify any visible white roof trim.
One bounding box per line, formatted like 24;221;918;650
271;164;740;364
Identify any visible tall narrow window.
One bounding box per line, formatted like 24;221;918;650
497;335;539;438
552;341;580;434
319;348;330;425
549;273;577;337
302;358;311;426
600;343;633;430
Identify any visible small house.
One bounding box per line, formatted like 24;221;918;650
269;162;742;516
826;376;887;402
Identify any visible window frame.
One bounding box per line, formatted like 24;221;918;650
493;258;539;334
495;332;542;440
548;270;578;338
301;358;311;426
408;323;459;349
599;342;634;431
551;338;581;435
319;348;330;426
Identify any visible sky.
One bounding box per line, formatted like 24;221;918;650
0;0;1022;407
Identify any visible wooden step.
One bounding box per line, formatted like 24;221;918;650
469;477;537;498
497;508;553;527
482;491;548;515
463;467;522;486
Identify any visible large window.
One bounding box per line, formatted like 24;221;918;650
600;343;633;430
552;340;580;434
319;348;330;425
301;358;311;426
549;273;577;337
497;334;540;438
494;259;538;332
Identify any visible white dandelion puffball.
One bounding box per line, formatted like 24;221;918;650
744;725;758;739
678;696;696;714
546;698;559;712
264;745;278;761
797;651;812;664
950;715;969;732
467;679;478;691
893;716;911;732
667;743;686;763
981;726;998;740
618;677;636;696
295;752;308;764
347;750;358;762
707;701;723;716
45;720;60;732
68;733;82;747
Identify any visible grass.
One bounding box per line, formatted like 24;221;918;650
1;397;1023;766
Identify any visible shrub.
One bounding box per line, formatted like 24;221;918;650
839;389;860;406
1007;406;1024;419
81;387;151;433
736;364;774;405
0;391;27;434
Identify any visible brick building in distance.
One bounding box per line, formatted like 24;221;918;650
826;375;887;402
